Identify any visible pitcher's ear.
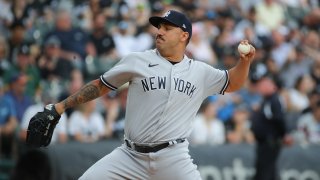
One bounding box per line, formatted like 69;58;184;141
181;31;189;42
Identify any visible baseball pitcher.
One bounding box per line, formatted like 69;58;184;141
26;10;255;180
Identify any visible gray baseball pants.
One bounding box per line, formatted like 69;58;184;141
78;140;201;180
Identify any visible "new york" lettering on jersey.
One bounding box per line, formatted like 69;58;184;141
174;78;196;98
141;76;166;91
141;77;196;98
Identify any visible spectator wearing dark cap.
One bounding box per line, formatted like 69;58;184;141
3;43;40;96
0;79;18;158
250;72;293;180
37;35;74;80
8;20;27;63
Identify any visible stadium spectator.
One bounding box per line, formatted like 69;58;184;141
211;18;237;61
287;74;315;113
236;79;262;112
189;98;225;145
68;100;106;143
269;29;295;71
303;6;320;30
89;12;118;75
3;43;40;97
226;105;255;144
255;0;285;33
279;46;314;88
2;73;33;124
90;13;116;57
103;0;129;22
37;35;75;83
30;6;56;45
295;100;320;144
302;88;320;115
233;6;264;47
7;20;27;63
113;20;137;58
301;30;320;61
0;79;18;158
45;8;95;77
186;22;217;66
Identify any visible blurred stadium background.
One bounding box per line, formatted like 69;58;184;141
0;0;320;179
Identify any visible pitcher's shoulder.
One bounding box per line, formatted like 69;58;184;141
190;59;216;69
126;50;156;58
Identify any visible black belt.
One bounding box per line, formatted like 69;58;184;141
125;139;185;153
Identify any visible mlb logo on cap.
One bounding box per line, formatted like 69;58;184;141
163;11;171;17
149;10;192;41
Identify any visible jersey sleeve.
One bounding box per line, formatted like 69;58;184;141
100;54;137;90
203;65;229;96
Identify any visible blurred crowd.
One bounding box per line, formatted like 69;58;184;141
0;0;320;160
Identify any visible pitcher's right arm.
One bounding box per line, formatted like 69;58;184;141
55;79;111;114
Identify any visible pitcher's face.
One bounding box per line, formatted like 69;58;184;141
155;22;188;52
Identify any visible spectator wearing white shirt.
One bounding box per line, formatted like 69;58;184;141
269;29;295;70
68;100;105;143
255;0;285;32
113;21;136;58
186;23;217;66
189;98;225;145
288;74;315;113
20;92;68;145
295;100;320;144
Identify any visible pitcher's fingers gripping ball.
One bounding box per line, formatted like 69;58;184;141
26;104;61;148
238;40;255;62
238;43;251;55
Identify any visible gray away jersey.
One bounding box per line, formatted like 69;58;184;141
100;49;229;143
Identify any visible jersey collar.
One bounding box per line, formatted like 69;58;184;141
155;49;191;67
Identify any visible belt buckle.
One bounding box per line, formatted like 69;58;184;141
131;142;137;151
126;139;136;151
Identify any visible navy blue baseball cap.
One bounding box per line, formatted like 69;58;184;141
149;10;192;41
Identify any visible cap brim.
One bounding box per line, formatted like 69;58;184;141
149;16;179;29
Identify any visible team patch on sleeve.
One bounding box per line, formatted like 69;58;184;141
100;75;117;90
219;70;229;95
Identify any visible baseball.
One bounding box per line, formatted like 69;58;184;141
238;43;251;55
